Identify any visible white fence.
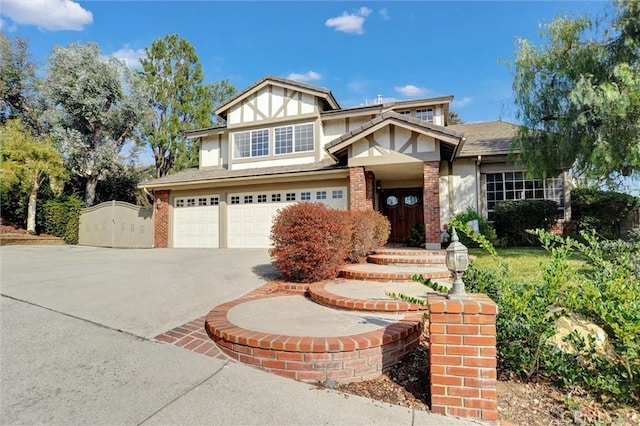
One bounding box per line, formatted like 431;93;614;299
79;201;153;248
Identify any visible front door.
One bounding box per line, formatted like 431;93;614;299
381;189;424;242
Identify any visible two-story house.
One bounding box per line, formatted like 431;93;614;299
140;76;570;249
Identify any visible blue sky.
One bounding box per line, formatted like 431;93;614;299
1;0;607;125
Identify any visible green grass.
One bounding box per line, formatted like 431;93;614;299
468;247;588;281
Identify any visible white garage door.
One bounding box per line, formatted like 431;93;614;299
227;187;348;248
173;195;220;248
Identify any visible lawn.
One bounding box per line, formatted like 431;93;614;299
468;246;588;281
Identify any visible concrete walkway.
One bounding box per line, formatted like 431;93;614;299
0;246;479;425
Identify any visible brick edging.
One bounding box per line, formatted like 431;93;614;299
204;284;424;383
307;281;427;312
339;266;451;282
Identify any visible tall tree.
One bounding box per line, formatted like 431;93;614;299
0;119;68;233
512;0;640;183
447;110;463;125
42;42;151;206
0;34;43;134
138;34;235;178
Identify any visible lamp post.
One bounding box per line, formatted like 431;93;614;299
445;226;470;299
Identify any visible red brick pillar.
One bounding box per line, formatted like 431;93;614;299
153;190;170;248
423;161;441;249
427;293;498;421
349;167;373;211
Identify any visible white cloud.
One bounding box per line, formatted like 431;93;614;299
110;46;146;69
452;96;473;107
325;7;372;35
347;79;368;93
286;71;322;82
379;8;390;20
0;0;92;31
394;85;430;97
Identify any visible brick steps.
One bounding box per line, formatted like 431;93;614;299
204;290;424;383
367;253;446;267
374;248;445;257
339;263;451;282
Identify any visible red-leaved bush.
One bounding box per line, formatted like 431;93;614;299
346;210;377;263
270;203;351;282
364;209;391;249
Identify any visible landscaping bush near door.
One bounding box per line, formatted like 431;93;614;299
448;207;497;248
270;204;391;282
494;200;559;245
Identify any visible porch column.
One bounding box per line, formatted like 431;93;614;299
153;189;170;248
423;161;441;249
349;167;373;211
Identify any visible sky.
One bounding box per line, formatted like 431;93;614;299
1;0;609;125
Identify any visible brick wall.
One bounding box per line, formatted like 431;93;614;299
153;190;170;248
349;167;373;211
427;293;498;421
423;161;441;247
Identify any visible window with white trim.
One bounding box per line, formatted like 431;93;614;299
233;129;269;158
301;192;311;201
210;197;219;206
257;194;267;203
416;108;434;123
286;193;296;202
272;194;281;202
332;190;344;199
244;195;253;204
486;172;565;220
198;197;207;206
399;110;411;116
230;196;240;205
186;198;195;207
274;123;314;155
316;191;327;200
176;199;185;207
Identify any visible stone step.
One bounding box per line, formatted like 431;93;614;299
0;235;65;246
374;248;445;257
367;253;446;267
205;292;423;383
307;279;447;313
339;263;451;282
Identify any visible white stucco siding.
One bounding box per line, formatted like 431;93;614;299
220;135;229;167
451;161;478;214
231;155;317;170
200;138;220;168
352;140;369;159
416;134;436;153
228;106;241;125
321;119;346;146
434;106;444;126
300;93;315;114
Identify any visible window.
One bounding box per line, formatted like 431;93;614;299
301;192;311;201
186;198;195;207
416;108;434;123
210;197;219;206
332;190;343;199
316;191;327;200
233;129;269;158
486;172;564;220
175;199;185;208
399;110;411;116
257;194;267;203
272;194;281;202
244;195;253;204
198;197;207;206
286;193;296;201
274;123;314;155
230;196;240;205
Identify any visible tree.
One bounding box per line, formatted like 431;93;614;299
138;34;236;178
0;119;68;233
42;42;151;206
447;110;463;125
512;1;640;183
0;34;43;134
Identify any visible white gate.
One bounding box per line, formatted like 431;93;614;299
79;201;153;248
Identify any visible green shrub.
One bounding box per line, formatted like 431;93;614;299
571;187;638;239
405;223;426;247
494;200;559;246
270;203;351;283
39;195;84;244
448;208;497;248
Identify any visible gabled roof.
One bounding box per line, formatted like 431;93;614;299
139;158;347;189
449;121;520;157
325;111;465;161
184;124;227;139
321;95;454;120
215;76;341;118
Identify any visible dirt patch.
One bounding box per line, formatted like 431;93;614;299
326;340;640;425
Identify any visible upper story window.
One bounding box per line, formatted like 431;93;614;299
233;129;269;159
399;110;411;116
416;108;434;123
274;123;314;155
486;172;565;220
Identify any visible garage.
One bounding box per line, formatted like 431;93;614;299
227;187;348;248
172;195;220;248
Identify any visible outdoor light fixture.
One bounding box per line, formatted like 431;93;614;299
445;226;470;299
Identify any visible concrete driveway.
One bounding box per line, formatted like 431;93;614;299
0;245;475;425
